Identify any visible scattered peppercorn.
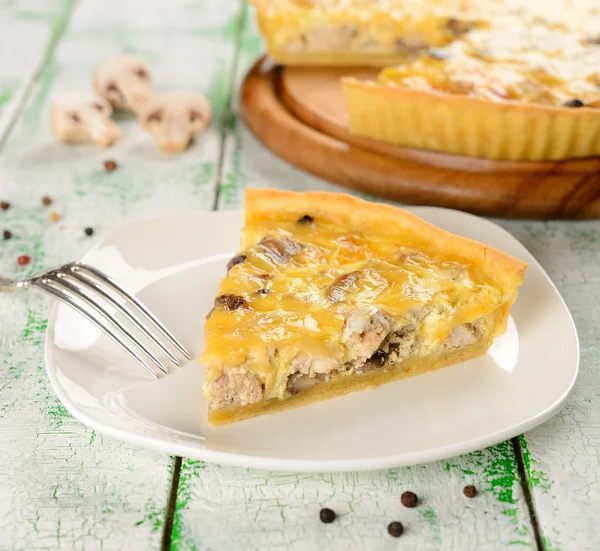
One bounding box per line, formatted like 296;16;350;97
562;98;585;108
17;255;30;266
387;521;404;538
3;230;12;240
256;288;272;295
401;491;418;508
297;214;314;225
49;211;61;223
41;196;53;206
463;485;477;498
84;227;94;236
103;159;118;172
319;508;336;524
0;201;9;210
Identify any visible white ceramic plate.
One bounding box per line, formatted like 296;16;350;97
45;208;579;472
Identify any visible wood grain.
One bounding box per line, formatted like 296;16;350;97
0;0;76;142
240;58;600;220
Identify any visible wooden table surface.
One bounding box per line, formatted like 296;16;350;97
0;1;598;550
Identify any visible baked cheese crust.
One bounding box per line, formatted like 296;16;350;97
201;190;526;425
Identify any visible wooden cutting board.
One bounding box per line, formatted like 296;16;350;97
240;57;600;219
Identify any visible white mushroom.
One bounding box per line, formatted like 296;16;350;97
138;91;212;153
50;91;121;147
93;54;152;113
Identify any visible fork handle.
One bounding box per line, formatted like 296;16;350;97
0;278;31;292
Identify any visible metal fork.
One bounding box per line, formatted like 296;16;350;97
0;262;191;378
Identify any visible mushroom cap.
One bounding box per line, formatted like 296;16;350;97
52;90;113;114
93;53;152;81
50;90;121;147
93;54;152;112
138;91;212;153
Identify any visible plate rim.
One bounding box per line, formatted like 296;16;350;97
44;207;580;472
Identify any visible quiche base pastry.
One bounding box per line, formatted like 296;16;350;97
251;0;493;66
343;78;600;161
201;189;527;425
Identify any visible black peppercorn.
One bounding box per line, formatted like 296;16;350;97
319;508;336;523
297;214;314;225
388;521;404;538
401;491;418;508
562;98;585;108
463;485;477;498
103;159;118;172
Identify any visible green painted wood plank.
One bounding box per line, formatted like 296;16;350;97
0;0;241;548
170;6;536;550
499;219;600;551
0;0;76;140
171;447;535;551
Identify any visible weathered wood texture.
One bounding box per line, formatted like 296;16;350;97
500;218;600;551
0;0;240;548
0;0;76;139
171;448;536;551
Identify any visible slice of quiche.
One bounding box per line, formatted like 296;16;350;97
201;189;526;425
251;0;495;66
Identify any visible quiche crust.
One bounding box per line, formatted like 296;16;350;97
202;189;526;425
343;79;600;161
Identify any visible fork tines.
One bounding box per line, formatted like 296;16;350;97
38;263;191;378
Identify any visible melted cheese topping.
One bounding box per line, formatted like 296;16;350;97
201;213;504;398
380;22;600;105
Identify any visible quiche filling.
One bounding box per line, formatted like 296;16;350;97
379;24;600;107
201;190;526;425
252;0;494;64
252;0;600;68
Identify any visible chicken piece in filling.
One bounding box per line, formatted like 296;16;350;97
204;306;490;410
